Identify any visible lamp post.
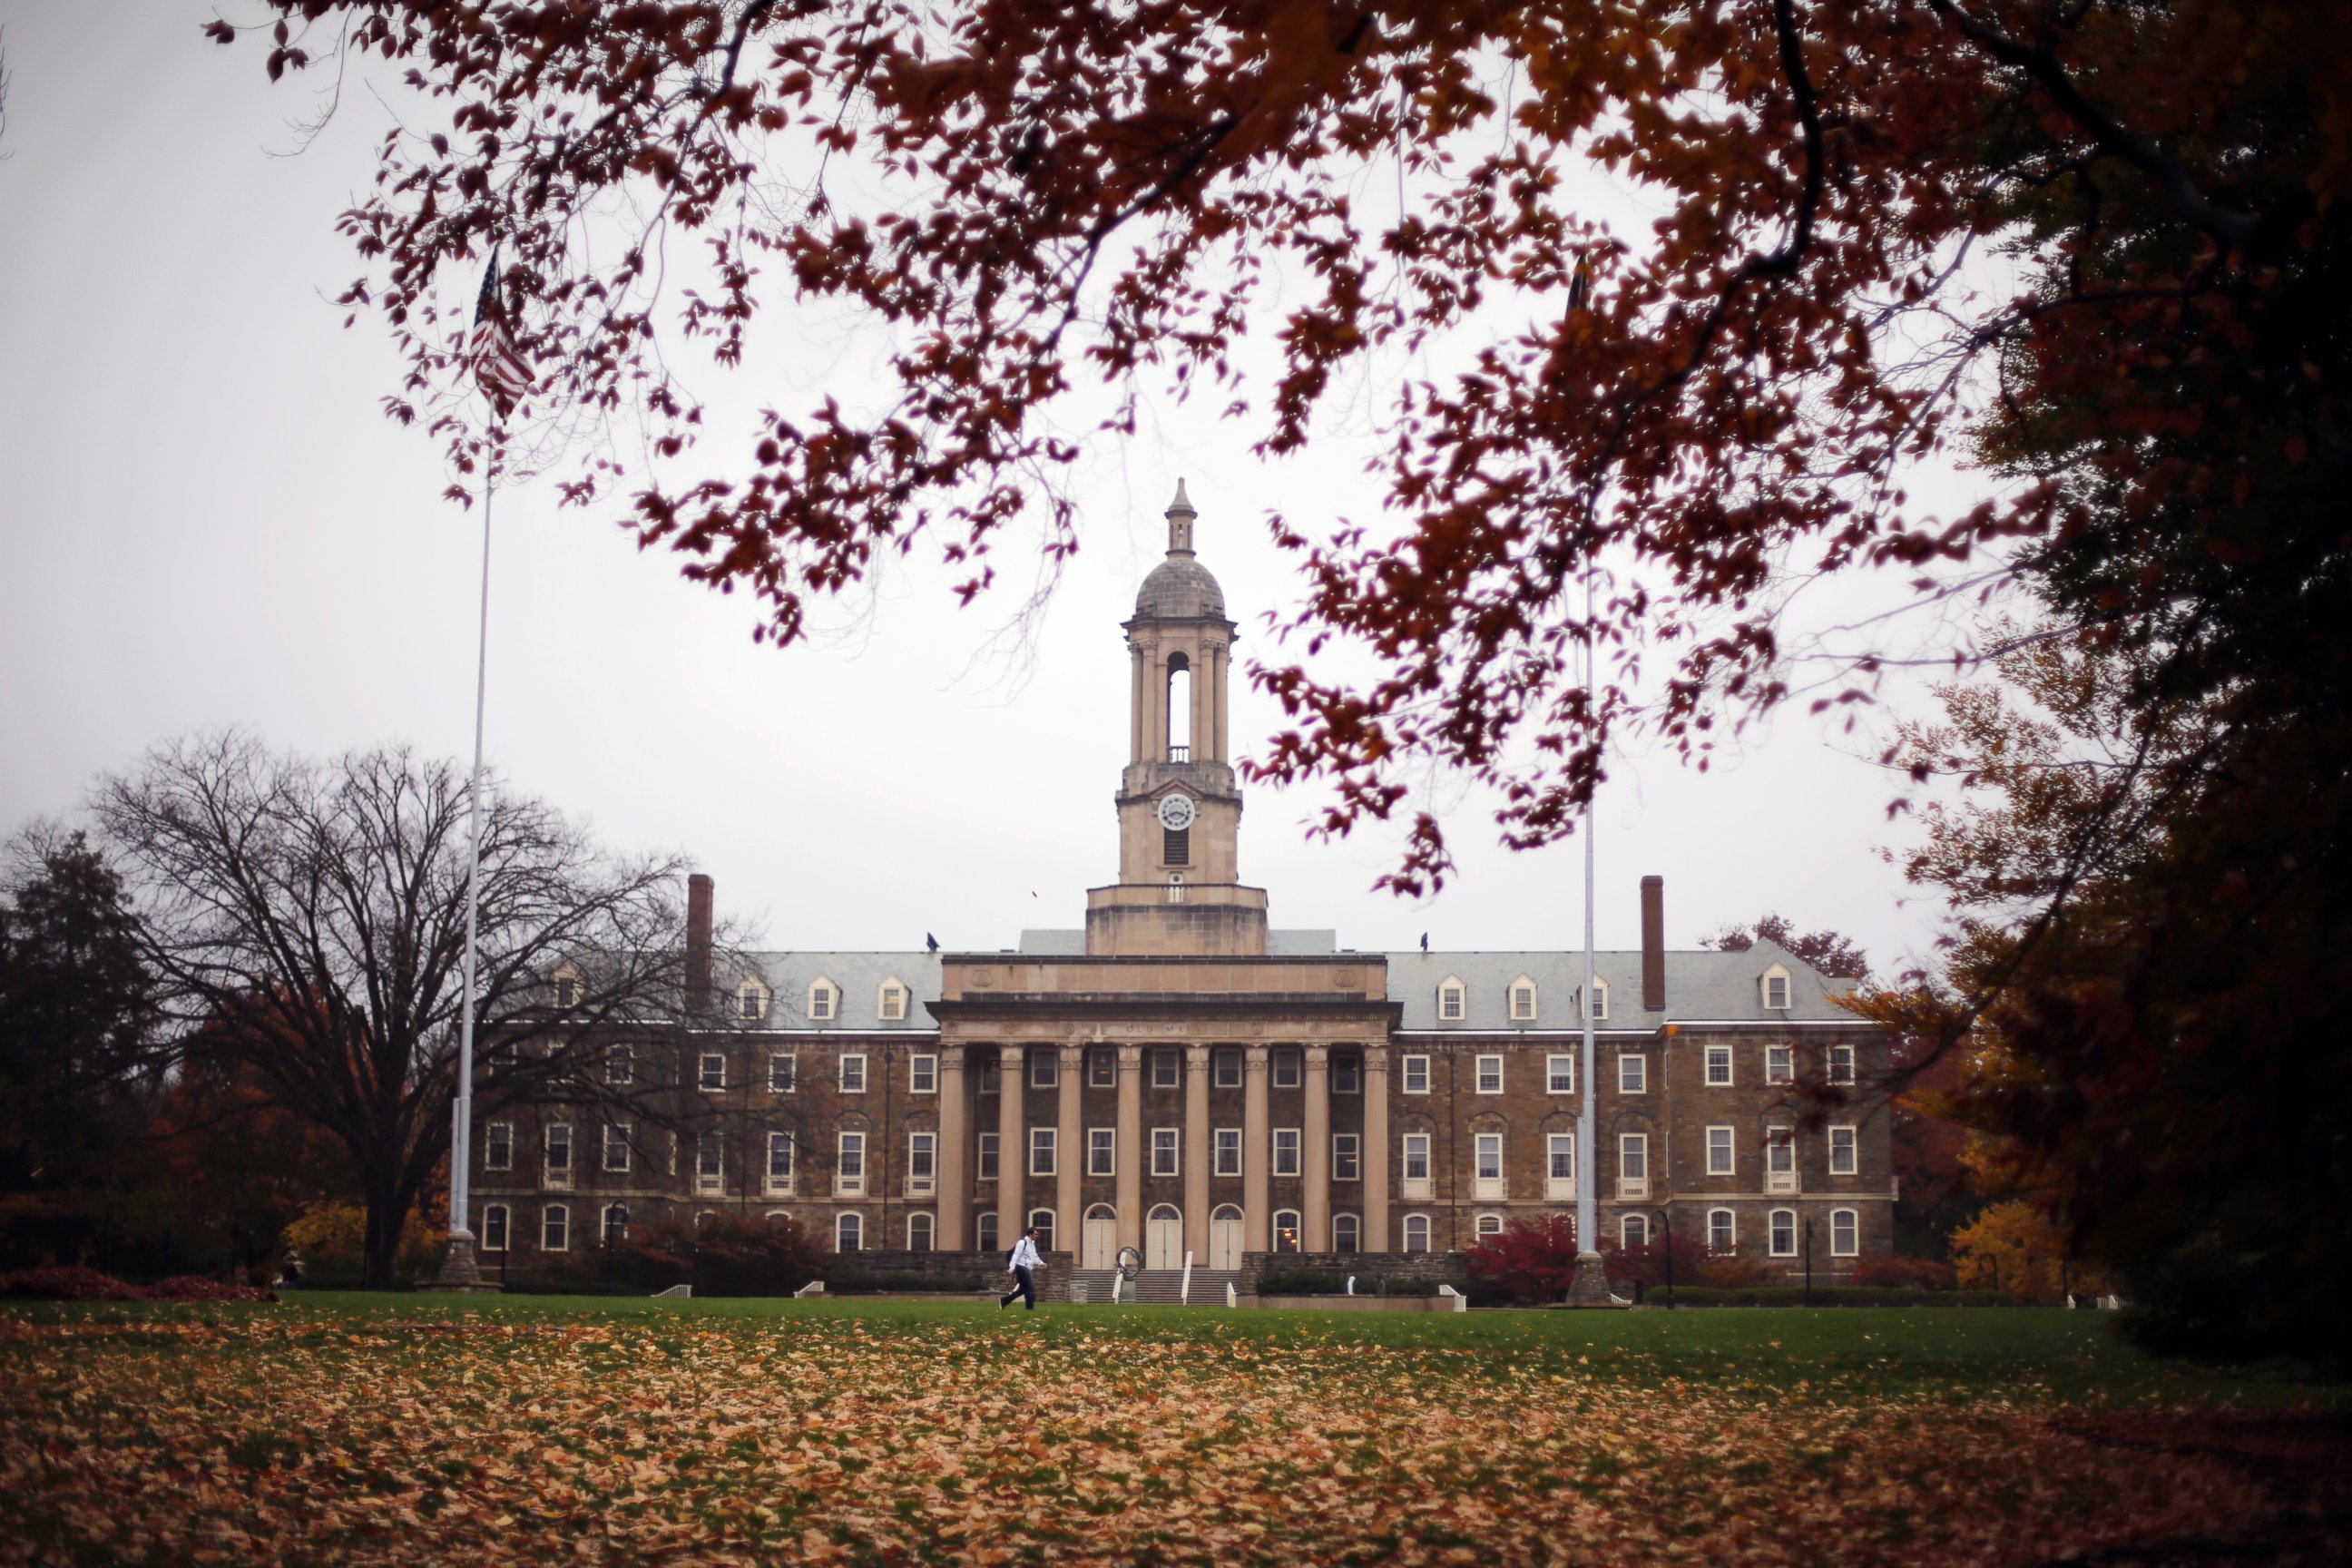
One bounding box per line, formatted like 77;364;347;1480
1803;1215;1815;1307
1659;1209;1675;1309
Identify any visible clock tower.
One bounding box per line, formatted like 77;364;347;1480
1083;482;1271;956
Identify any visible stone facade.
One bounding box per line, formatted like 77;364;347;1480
464;487;1892;1288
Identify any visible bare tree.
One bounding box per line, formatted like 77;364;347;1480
93;730;697;1288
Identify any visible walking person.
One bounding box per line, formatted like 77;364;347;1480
999;1226;1044;1311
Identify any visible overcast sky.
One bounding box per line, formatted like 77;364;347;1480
0;2;1981;971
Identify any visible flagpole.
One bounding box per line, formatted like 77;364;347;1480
431;420;500;1291
1564;555;1616;1307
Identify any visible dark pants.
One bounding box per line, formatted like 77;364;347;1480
1000;1266;1036;1310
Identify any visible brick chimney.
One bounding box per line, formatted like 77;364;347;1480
1641;875;1666;1012
685;873;714;1015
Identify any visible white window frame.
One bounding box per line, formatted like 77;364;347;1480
765;1131;795;1195
1831;1208;1859;1257
1475;1211;1504;1241
808;979;838;1021
1331;1053;1361;1094
1705;1124;1736;1178
1401;1054;1432;1094
1151;1126;1181;1178
1475;1054;1504;1094
1705;1044;1734;1086
909;1053;937;1094
1403;1212;1433;1253
1029;1049;1057;1090
1331;1132;1360;1182
975;1132;999;1182
1828;1044;1857;1086
480;1203;509;1251
544;1122;573;1188
1761;965;1791;1011
1584;979;1609;1021
1151;1049;1180;1089
837;1131;867;1197
1028;1126;1057;1177
604;1045;633;1086
1474;1132;1504;1198
1546;1132;1576;1200
877;978;908;1023
907;1131;937;1196
1621;1212;1651;1249
1273;1127;1301;1178
836;1211;863;1252
1707;1207;1737;1254
1332;1212;1361;1252
1828;1124;1858;1177
1401;1132;1433;1199
1546;1054;1575;1094
769;1051;797;1093
1088;1049;1115;1089
1271;1048;1302;1089
698;1052;727;1093
737;978;769;1021
1765;1126;1798;1194
602;1203;630;1246
839;1053;868;1094
1213;1126;1242;1178
906;1211;935;1251
1087;1127;1116;1177
1618;1054;1648;1094
485;1122;514;1171
1437;977;1466;1022
1028;1209;1057;1255
602;1123;631;1174
1509;977;1537;1022
1617;1132;1649;1200
1769;1207;1798;1257
695;1132;724;1194
1766;1044;1795;1084
1271;1209;1303;1253
541;1204;569;1251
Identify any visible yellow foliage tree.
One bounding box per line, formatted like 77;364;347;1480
1951;1200;2107;1303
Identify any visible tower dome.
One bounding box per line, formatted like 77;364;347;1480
1133;480;1227;620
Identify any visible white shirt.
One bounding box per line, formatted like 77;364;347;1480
1008;1237;1044;1271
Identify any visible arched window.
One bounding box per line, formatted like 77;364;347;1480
1402;1213;1432;1254
1621;1213;1650;1250
480;1203;510;1252
695;1210;717;1230
837;1212;863;1252
541;1204;570;1251
1166;652;1191;760
976;1211;999;1255
602;1203;629;1245
1027;1209;1056;1254
1475;1212;1504;1241
907;1212;935;1252
1769;1208;1798;1257
1708;1208;1737;1254
1332;1213;1361;1253
1272;1210;1302;1253
1830;1209;1859;1257
765;1210;792;1227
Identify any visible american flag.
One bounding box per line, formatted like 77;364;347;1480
467;248;533;412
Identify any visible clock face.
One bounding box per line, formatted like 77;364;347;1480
1156;793;1197;831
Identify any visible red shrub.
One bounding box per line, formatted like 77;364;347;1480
1465;1215;1583;1304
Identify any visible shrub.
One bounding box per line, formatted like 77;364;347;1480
1851;1256;1959;1290
1465;1215;1582;1305
1256;1269;1346;1296
1661;1286;2012;1308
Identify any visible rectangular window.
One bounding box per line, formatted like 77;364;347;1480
1089;1048;1115;1088
1272;1048;1301;1089
1828;1124;1858;1176
839;1054;868;1093
1163;825;1190;866
1475;1132;1503;1182
1273;1128;1301;1178
909;1054;937;1094
1769;1209;1798;1257
1152;1050;1180;1089
603;1124;631;1173
976;1132;999;1182
1547;1054;1575;1094
481;1204;509;1252
1402;1132;1432;1185
1439;984;1465;1021
1705;1044;1733;1085
879;983;907;1022
1831;1209;1859;1257
1586;984;1608;1021
1828;1044;1857;1085
1401;1054;1431;1094
1213;1127;1241;1178
541;1206;568;1251
485;1122;513;1171
1087;1127;1116;1177
1766;975;1790;1009
1331;1053;1360;1094
1028;1126;1057;1177
1765;1127;1798;1193
605;1045;633;1085
544;1123;573;1176
1510;983;1536;1021
1766;1044;1794;1084
1029;1050;1057;1089
699;1052;726;1092
1332;1132;1360;1181
1475;1054;1504;1093
1151;1127;1181;1177
766;1132;794;1189
1618;1132;1649;1198
907;1131;936;1195
976;1059;1000;1095
768;1052;797;1093
1213;1048;1241;1088
809;985;837;1021
1546;1132;1576;1199
1706;1124;1735;1178
695;1133;723;1193
837;1132;866;1196
1618;1054;1647;1093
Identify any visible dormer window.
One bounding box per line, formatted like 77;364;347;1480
1582;979;1609;1021
808;978;838;1022
550;967;582;1009
877;979;908;1023
1508;978;1538;1023
1437;977;1466;1022
736;978;769;1021
1760;964;1792;1011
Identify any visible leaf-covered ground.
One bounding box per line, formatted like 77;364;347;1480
2;1297;2344;1565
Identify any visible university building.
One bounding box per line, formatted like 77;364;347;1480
467;485;1891;1284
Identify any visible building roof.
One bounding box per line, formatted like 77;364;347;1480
1383;941;1860;1030
1132;553;1227;620
1016;929;1337;955
731;952;944;1031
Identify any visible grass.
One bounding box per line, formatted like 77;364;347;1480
2;1294;2344;1564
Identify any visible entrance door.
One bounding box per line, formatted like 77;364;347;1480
1082;1205;1118;1269
1145;1204;1183;1270
1209;1205;1244;1270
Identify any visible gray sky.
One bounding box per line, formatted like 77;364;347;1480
0;1;1971;970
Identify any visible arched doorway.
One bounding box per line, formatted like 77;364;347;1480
1209;1204;1244;1270
1082;1204;1118;1269
1145;1204;1183;1270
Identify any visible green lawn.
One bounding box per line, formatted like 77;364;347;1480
3;1295;2343;1564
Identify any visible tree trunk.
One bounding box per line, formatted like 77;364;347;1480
361;1180;412;1291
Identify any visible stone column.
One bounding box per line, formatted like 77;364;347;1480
1115;1044;1142;1250
1364;1046;1391;1252
1302;1044;1331;1252
1243;1044;1270;1253
938;1045;969;1250
996;1044;1025;1248
1183;1045;1210;1259
1056;1044;1083;1252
